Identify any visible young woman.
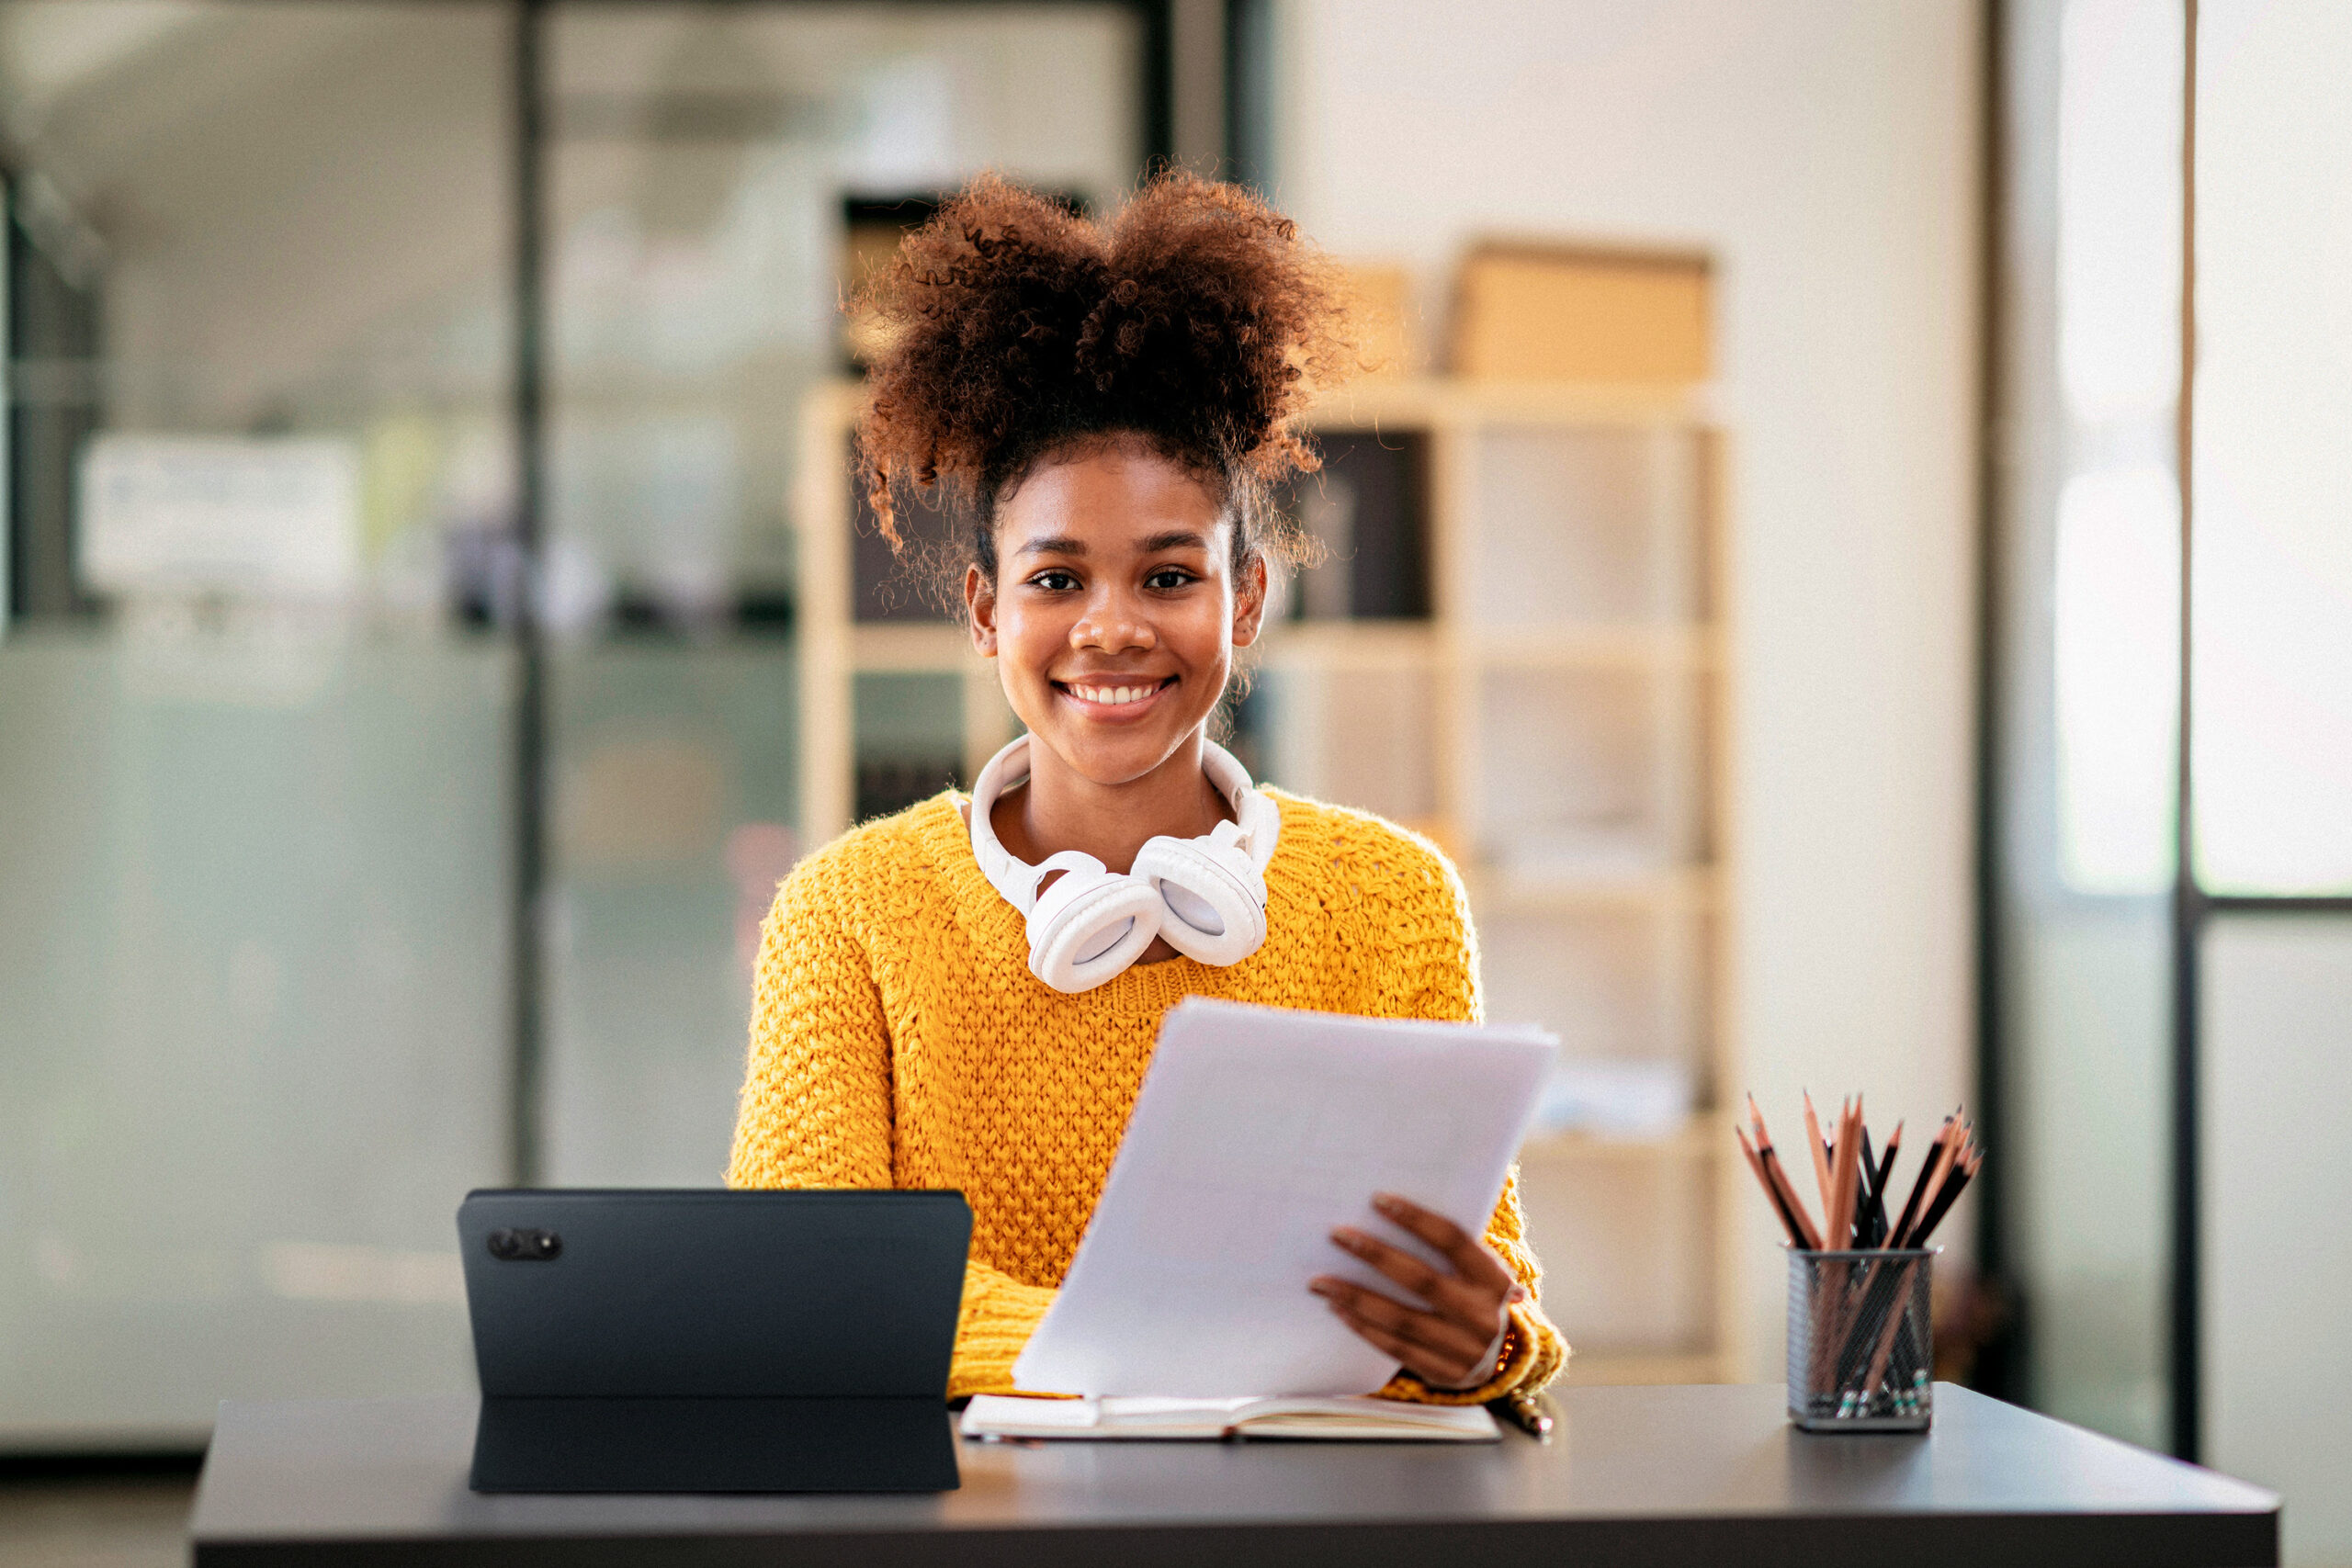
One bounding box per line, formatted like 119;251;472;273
729;173;1565;1410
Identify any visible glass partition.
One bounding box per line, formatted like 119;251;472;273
0;0;1159;1446
0;0;515;1439
1988;0;2181;1450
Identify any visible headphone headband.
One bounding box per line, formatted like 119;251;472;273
967;735;1281;990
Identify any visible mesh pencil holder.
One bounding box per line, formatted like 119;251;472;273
1786;1247;1936;1431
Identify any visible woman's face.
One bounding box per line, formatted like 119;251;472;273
967;439;1265;788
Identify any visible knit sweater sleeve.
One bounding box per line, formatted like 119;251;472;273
1371;837;1570;1408
724;851;1056;1400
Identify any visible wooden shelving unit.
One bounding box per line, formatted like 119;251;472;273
793;375;1738;1383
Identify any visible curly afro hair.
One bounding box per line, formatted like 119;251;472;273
854;170;1362;590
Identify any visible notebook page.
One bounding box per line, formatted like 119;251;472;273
960;1393;1498;1440
1011;998;1555;1397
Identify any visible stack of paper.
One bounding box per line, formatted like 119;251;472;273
1009;998;1556;1403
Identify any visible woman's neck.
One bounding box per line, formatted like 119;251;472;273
989;729;1233;876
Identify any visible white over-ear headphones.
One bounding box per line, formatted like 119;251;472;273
967;734;1282;993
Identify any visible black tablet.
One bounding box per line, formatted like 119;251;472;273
456;1188;970;1493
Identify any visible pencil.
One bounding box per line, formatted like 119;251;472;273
1910;1144;1982;1248
1826;1099;1861;1250
1763;1148;1824;1250
1859;1255;1921;1399
1803;1091;1837;1225
1737;1127;1773;1231
1895;1117;1967;1248
1845;1099;1868;1243
1737;1126;1807;1247
1849;1099;1870;1246
1858;1125;1879;1245
1746;1097;1824;1249
1873;1122;1903;1207
1868;1122;1901;1247
1888;1113;1954;1247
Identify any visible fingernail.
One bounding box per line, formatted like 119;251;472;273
1308;1280;1335;1298
1331;1227;1362;1248
1508;1283;1529;1303
1374;1194;1403;1215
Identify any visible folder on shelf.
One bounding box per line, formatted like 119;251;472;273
1451;243;1712;384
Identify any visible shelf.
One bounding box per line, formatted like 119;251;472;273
1302;377;1712;432
1255;620;1436;671
1519;1116;1723;1166
1469;863;1720;914
1256;623;1721;673
851;622;971;671
1555;1349;1725;1386
1468;624;1722;671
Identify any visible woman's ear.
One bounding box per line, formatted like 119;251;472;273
966;564;999;656
1230;553;1270;649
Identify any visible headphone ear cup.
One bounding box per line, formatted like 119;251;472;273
1134;837;1267;966
1028;870;1164;992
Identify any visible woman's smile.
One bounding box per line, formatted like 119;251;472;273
1056;674;1178;720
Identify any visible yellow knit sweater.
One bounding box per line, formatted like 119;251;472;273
726;787;1566;1404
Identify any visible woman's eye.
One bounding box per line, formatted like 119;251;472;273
1146;568;1198;591
1027;570;1079;592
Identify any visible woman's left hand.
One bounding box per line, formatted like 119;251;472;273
1310;1191;1526;1390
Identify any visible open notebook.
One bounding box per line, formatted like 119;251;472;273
961;1394;1498;1442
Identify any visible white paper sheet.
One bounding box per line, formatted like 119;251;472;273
1010;998;1556;1397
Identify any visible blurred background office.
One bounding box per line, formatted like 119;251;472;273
1;1;2346;1564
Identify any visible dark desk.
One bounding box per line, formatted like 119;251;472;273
189;1383;2278;1568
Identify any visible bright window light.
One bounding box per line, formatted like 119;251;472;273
2052;0;2183;897
2055;468;2180;896
2059;0;2183;427
2193;0;2352;895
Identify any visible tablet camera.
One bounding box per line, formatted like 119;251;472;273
487;1228;562;1261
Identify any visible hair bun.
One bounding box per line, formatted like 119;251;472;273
855;170;1359;554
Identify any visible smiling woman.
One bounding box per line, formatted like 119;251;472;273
727;173;1566;1412
970;447;1267;975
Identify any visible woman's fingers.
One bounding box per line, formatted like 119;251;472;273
1311;1280;1486;1385
1327;1224;1508;1330
1328;1227;1452;1304
1371;1193;1517;1295
1309;1275;1491;1366
1319;1195;1526;1386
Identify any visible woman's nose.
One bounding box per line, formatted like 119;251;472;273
1069;592;1157;653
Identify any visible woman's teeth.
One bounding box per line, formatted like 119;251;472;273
1072;682;1157;705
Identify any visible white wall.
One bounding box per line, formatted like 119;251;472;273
1273;0;1982;1374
